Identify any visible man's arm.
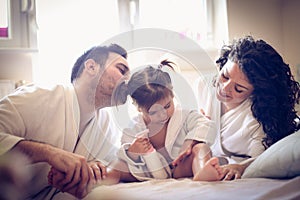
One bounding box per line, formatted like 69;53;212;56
10;139;93;198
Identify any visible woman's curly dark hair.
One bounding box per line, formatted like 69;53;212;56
216;35;300;147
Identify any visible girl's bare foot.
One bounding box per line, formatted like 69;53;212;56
193;157;224;181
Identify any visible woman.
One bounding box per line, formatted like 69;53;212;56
173;35;300;180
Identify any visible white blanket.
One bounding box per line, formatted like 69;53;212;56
85;176;300;200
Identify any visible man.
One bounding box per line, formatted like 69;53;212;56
0;44;130;199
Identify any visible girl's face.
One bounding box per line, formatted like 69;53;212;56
216;60;254;110
141;95;175;126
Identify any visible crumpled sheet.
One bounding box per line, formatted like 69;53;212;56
84;176;300;200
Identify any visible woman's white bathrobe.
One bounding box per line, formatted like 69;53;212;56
118;106;216;180
196;76;265;164
0;84;120;199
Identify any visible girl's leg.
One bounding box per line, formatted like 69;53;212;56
172;143;224;181
97;159;137;186
172;154;194;179
172;142;211;178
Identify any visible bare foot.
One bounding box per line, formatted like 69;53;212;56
193;157;224;181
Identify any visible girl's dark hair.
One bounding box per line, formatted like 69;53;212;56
113;60;175;111
71;43;127;83
216;35;300;147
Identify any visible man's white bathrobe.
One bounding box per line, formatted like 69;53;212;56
0;84;120;199
196;76;265;164
118;106;217;180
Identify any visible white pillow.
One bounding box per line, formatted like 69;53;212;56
242;130;300;179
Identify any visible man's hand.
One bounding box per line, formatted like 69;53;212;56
48;160;107;198
45;147;92;196
48;167;90;198
11;140;96;198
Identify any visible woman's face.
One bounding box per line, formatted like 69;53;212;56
216;60;254;110
141;95;175;126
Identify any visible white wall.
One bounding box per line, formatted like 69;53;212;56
0;51;33;83
282;0;300;80
226;0;300;79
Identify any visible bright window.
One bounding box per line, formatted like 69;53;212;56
34;0;216;86
35;0;120;86
138;0;209;46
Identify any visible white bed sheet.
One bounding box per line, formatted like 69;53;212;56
85;176;300;200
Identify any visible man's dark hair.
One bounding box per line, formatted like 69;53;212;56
71;43;127;82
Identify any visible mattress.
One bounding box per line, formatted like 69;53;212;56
85;176;300;200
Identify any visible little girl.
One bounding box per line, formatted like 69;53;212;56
111;60;224;182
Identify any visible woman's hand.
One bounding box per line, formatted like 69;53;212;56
220;163;246;180
221;158;255;180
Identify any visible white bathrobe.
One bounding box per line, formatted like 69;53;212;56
118;106;216;180
196;76;265;164
0;84;120;199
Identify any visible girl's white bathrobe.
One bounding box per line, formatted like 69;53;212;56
118;105;217;181
0;84;120;199
196;76;265;164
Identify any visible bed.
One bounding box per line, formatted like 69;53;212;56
85;176;300;200
85;129;300;200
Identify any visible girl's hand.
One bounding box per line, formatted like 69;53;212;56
200;109;211;119
172;141;194;167
88;161;107;184
128;138;153;154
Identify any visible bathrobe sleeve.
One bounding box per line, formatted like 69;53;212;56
118;144;171;181
0;97;26;154
183;110;217;146
118;116;171;181
166;107;217;159
117;117;151;180
0;84;77;155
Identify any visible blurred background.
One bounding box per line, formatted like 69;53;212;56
0;0;299;97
